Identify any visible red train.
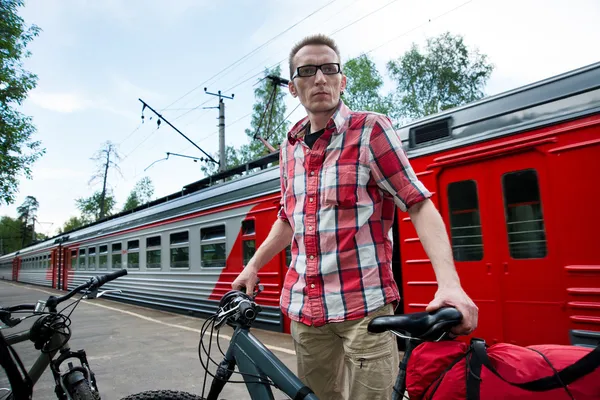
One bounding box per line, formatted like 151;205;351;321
1;61;599;347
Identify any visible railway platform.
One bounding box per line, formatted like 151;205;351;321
0;280;299;399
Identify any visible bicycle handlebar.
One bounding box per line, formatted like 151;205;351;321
0;269;128;325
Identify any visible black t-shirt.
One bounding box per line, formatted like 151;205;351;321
304;127;325;149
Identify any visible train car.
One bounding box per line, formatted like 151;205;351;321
2;61;599;347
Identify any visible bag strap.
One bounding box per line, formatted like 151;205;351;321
468;338;600;397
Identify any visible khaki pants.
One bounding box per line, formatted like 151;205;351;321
290;304;400;400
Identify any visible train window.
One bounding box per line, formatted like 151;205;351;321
170;231;189;269
146;236;162;269
200;225;226;268
242;220;255;235
447;180;484;261
243;240;255;265
127;240;139;269
79;249;86;270
71;251;77;269
112;243;122;269
99;245;108;270
502;169;547;259
88;247;96;270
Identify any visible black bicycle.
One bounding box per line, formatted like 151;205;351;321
1;269;128;400
121;285;462;400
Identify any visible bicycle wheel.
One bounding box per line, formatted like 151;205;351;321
120;390;205;400
68;379;100;400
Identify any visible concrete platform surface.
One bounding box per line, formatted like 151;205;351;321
0;281;299;399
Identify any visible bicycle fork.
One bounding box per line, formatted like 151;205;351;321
206;356;236;400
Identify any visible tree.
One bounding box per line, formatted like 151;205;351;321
0;216;23;254
58;216;87;234
341;54;393;115
89;141;122;219
387;32;494;123
16;195;38;247
200;145;243;177
75;191;116;222
0;0;45;205
123;177;155;211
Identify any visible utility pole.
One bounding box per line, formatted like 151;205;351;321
204;88;234;172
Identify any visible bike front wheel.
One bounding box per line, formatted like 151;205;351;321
68;379;101;400
120;390;205;400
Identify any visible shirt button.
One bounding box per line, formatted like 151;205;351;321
309;197;314;203
310;255;315;260
308;226;313;231
310;284;315;289
310;171;315;176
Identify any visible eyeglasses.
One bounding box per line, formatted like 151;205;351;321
292;63;341;79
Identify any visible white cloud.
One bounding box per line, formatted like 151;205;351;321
28;90;92;113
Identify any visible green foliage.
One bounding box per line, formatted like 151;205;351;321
75;191;116;222
0;215;22;254
16;195;38;247
0;0;45;205
200;145;243;177
387;32;494;123
341;54;393;115
122;177;155;211
58;216;87;234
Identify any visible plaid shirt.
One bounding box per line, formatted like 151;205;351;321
278;101;431;327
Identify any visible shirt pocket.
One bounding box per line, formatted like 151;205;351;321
321;164;360;208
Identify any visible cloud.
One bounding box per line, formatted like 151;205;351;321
28;90;92;113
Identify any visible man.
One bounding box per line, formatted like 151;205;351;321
232;33;478;400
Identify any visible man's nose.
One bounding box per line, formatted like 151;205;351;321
314;69;327;84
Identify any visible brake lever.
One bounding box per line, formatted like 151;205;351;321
83;289;122;300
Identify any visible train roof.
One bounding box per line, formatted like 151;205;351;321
3;61;600;259
400;61;600;157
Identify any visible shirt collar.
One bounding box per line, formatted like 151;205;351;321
287;100;352;145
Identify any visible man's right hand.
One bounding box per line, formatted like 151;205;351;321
232;265;259;297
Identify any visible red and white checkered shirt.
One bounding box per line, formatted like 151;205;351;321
277;101;431;327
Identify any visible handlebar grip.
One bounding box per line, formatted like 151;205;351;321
238;300;256;320
96;269;128;287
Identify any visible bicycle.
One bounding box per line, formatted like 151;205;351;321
1;269;128;400
121;285;462;400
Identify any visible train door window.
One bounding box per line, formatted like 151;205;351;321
99;245;108;270
242;220;256;266
70;251;77;269
447;180;484;261
170;231;189;269
88;247;96;270
112;243;122;269
502;169;547;259
79;249;86;270
146;236;162;269
200;225;226;268
127;240;140;269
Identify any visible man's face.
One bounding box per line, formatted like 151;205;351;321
289;44;346;115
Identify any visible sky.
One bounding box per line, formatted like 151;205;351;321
1;0;599;237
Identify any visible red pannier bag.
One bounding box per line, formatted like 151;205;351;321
406;338;600;399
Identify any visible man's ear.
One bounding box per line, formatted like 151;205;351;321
340;74;347;94
288;81;297;98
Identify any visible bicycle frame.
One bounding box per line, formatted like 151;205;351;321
207;326;318;400
4;322;98;397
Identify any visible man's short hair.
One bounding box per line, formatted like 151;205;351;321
289;34;341;79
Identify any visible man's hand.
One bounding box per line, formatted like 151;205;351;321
426;286;478;336
232;265;259;297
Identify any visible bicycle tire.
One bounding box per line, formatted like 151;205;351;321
120;390;205;400
68;379;101;400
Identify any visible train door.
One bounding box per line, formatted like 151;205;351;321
488;151;565;345
439;151;564;346
438;166;504;344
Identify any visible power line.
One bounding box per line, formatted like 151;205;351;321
159;0;340;113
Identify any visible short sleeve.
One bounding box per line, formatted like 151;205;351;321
368;115;431;211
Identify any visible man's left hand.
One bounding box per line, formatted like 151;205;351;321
426;286;478;336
